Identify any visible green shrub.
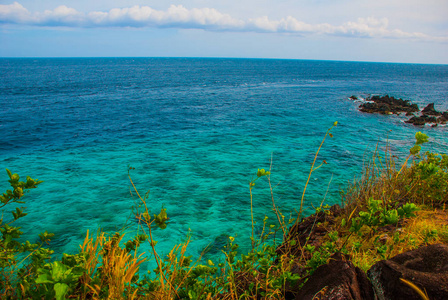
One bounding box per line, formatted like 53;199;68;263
0;169;54;298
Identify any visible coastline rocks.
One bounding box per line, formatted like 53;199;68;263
295;253;375;300
359;95;419;115
367;244;448;300
351;95;448;126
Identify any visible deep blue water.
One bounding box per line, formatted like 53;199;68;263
1;58;447;271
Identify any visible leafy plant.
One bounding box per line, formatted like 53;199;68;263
348;197;419;237
409;152;448;206
35;261;83;300
0;169;54;298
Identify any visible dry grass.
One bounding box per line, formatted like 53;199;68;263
79;231;146;299
347;208;448;272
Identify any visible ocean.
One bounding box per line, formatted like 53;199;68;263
1;58;447;271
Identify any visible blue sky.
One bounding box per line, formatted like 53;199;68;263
1;0;447;63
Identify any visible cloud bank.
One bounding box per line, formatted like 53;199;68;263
0;2;445;41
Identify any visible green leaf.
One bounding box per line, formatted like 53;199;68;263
50;261;69;282
154;208;168;229
188;289;197;300
367;199;382;214
39;231;55;244
257;168;270;177
382;209;399;225
398;203;419;218
54;283;69;300
350;218;363;234
410;145;421;155
304;244;315;253
328;231;339;242
415;132;429;145
35;273;53;284
12;207;27;220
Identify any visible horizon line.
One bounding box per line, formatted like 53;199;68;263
1;56;447;66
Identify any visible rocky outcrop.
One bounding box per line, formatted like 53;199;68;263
367;244;448;300
404;103;447;125
422;103;442;116
351;95;448;126
439;112;448;123
295;253;375;300
405;115;438;126
359;95;419;115
293;244;448;300
280;202;448;299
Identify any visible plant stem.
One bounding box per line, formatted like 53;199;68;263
298;124;335;222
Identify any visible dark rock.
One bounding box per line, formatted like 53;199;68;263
278;205;346;298
405;115;437;126
359;95;419;115
349;95;358;100
439;112;448;123
405;112;415;117
422;103;442;116
405;116;426;126
367;244;448;300
295;253;375;300
404;104;447;126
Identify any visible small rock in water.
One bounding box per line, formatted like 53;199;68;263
422;103;442;116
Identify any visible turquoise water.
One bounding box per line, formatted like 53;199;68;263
1;58;447;271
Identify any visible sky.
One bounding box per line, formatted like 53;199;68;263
0;0;447;64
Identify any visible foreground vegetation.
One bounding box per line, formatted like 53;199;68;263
1;127;447;299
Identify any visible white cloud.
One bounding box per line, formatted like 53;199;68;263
0;2;30;23
0;2;446;42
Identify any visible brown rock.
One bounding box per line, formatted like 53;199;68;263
367;244;448;300
295;253;375;300
277;205;343;257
